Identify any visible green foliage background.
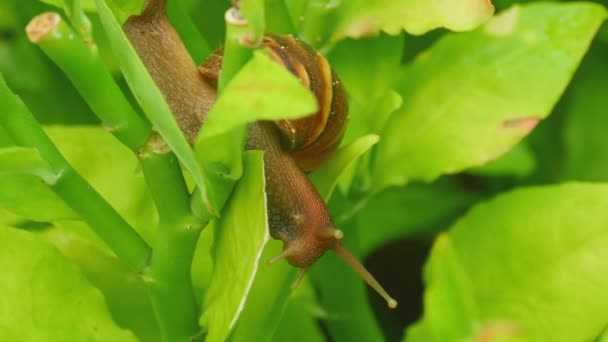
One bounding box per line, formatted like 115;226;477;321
1;0;608;341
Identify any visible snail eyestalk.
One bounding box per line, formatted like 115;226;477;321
332;242;398;309
333;229;344;240
268;248;292;265
318;226;344;240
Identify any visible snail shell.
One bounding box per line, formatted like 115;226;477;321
199;34;348;172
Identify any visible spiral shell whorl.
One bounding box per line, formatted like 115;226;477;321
263;35;348;172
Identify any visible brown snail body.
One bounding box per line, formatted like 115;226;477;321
201;36;396;307
246;121;336;268
124;1;396;308
200;35;348;268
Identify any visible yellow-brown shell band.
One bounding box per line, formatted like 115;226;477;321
263;35;336;153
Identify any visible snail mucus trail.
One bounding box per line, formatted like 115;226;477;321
124;0;397;309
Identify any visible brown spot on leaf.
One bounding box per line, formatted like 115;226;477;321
502;117;540;133
476;321;521;342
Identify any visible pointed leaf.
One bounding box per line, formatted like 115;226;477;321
374;3;608;190
0;225;137;341
39;0;97;12
408;183;608;341
0;174;76;222
331;0;494;41
199;151;269;342
272;299;325;342
228;240;297;342
0;146;56;182
309;134;379;201
196;50;318;139
39;225;160;341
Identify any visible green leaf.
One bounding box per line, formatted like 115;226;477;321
0;174;76;222
0;206;25;226
228;240;297;342
309;134;379;201
49;220;113;256
408;182;608;341
39;0;144;22
166;0;210;62
296;0;338;47
191;221;215;303
39;0;97;12
374;3;608;190
467;141;536;178
561;44;608;182
46;126;157;243
0;225;137;341
199;151;269;342
196;50;318;139
0;146;56;182
39;224;160;342
272;298;325;342
356;180;480;257
330;0;495;41
264;0;296;34
598;326;608;342
282;0;308;33
95;0;216;217
405;234;479;341
328;34;404;140
0;125;154;250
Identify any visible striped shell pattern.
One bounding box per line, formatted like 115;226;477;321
199;34;349;172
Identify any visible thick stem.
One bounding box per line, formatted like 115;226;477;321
64;0;93;43
218;7;258;91
139;134;205;341
123;0;215;144
26;12;151;151
0;76;150;271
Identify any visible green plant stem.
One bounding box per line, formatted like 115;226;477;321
190;5;258;217
218;7;257;91
0;75;150;271
64;0;93;42
26;12;151;151
139;135;205;341
27;12;205;339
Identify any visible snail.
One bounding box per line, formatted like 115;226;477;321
124;1;397;308
199;36;396;307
